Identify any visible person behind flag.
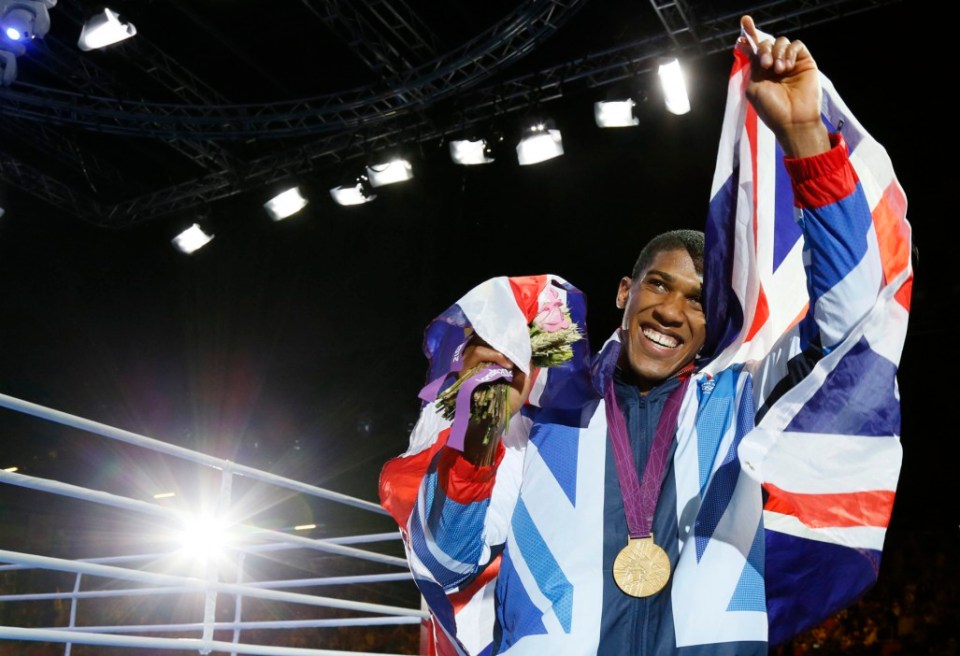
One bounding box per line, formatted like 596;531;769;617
379;14;911;655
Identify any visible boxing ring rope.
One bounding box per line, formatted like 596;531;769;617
0;392;424;655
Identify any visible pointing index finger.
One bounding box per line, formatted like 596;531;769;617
740;15;760;53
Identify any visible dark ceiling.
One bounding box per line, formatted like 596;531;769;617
0;0;904;228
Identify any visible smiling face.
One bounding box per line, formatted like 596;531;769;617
616;248;706;394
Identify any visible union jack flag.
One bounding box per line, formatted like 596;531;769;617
701;35;912;644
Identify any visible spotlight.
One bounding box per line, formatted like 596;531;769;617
0;0;55;42
0;0;55;85
366;155;413;187
594;99;638;128
172;223;214;254
77;7;136;51
449;137;495;165
176;513;231;561
658;58;690;116
330;174;376;206
516;118;563;166
264;185;308;221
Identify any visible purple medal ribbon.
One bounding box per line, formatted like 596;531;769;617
603;375;690;539
418;336;514;452
418;337;471;403
445;365;513;451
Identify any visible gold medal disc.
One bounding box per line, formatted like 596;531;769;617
612;536;671;597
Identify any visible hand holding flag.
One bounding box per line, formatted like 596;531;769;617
739;15;831;158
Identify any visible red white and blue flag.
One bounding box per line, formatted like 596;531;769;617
701;33;912;644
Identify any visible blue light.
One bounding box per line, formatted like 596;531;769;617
4;26;22;40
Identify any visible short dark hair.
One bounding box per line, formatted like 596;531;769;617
630;229;705;279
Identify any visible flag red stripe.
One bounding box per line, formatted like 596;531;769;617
509;275;550;323
764;482;895;529
872;182;912;304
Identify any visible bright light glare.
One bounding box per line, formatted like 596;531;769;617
330;181;375;206
3;8;33;41
366;159;413;187
594;100;638;127
177;515;230;560
294;523;316;531
658;59;690;115
3;466;18;473
3;4;53;41
171;224;213;254
153;491;176;499
516;128;564;166
77;8;137;51
264;186;308;221
449;139;494;165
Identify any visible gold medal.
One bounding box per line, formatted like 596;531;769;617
612;536;671;597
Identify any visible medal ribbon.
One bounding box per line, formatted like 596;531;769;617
418;335;514;452
604;374;690;539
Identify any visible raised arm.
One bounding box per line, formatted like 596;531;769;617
734;15;891;384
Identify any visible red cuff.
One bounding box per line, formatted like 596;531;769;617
437;442;505;504
783;133;859;209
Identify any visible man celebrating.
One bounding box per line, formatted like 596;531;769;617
380;14;911;655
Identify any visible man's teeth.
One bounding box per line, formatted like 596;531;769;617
642;328;678;348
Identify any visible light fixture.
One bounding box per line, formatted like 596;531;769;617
658;58;690;116
449;137;495;165
0;0;54;42
0;0;54;85
365;155;413;187
594;99;638;128
264;185;308;221
172;223;214;254
516;118;564;166
330;173;376;206
77;8;136;51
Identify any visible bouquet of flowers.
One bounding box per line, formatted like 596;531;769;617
435;286;584;445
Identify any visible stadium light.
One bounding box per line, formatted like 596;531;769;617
77;8;136;51
172;223;214;254
594;99;639;128
366;155;413;187
516;118;563;166
658;58;690;115
449;137;495;165
0;0;55;85
0;0;54;42
330;174;376;206
264;185;308;221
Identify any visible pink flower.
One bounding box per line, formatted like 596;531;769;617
533;287;571;333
